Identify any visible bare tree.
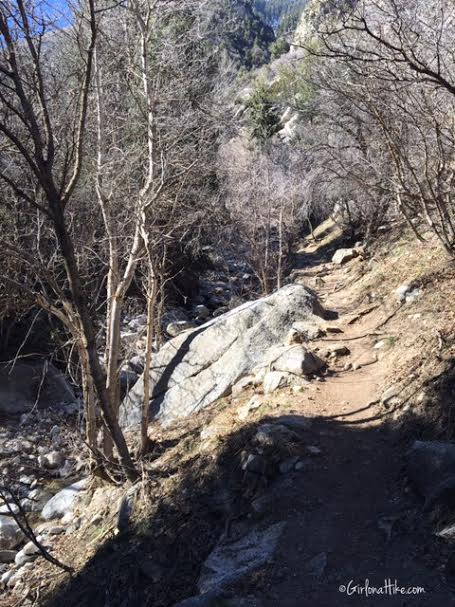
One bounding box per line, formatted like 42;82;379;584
0;0;138;480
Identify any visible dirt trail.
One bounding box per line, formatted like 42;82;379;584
259;228;454;606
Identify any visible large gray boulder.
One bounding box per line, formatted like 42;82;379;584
0;361;75;415
121;285;325;427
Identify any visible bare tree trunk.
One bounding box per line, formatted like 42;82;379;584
277;207;284;290
79;345;97;457
141;270;158;455
50;200;138;482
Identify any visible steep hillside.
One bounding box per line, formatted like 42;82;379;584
4;219;455;606
212;0;276;67
254;0;309;33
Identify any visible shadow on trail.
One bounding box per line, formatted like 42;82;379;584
293;229;349;270
37;406;455;607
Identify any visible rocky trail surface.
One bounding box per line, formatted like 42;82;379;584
248;228;455;606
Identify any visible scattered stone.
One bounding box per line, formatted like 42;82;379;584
241;453;267;476
22;488;53;513
15;548;37;566
231;376;255;398
271;346;324;376
307;446;322;456
47;526;66;535
41;478;89;520
0;550;15;563
128;314;147;331
279;457;300;474
194;305;210;319
332;248;358;265
198;522;285;593
254;424;300;449
0;503;19;515
1;569;14;585
263;371;290;394
39;450;64;470
22;539;42;556
237;397;263;420
395;282;421;304
325;344;350;358
166;320;198;337
0;516;24;550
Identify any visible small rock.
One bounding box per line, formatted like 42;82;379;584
395;282;420;303
241;453;267;475
0;516;24;550
194;305;210;319
47;526;66;535
279;457;300;474
272;346;325;376
41;478;89;520
277;415;313;433
326;344;350;358
254;424;300;449
306;446;322;456
237;397;263;420
0;503;19;515
166;320;197;337
263;371;289;394
1;569;14;585
39;451;64;470
332;248;358;265
0;550;15;563
232;376;255;398
22;540;42;556
15;549;37;566
292;385;305;394
128;314;147;330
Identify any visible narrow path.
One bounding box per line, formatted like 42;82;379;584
261;231;454;606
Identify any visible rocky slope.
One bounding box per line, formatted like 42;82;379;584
3;218;455;606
